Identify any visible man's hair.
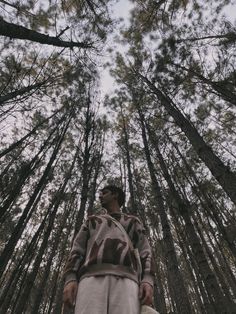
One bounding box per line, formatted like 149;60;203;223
101;185;125;207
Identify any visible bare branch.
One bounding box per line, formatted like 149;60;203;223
0;18;93;49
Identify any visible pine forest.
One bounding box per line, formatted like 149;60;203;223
0;0;236;313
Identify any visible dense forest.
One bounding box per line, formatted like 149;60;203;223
0;0;236;313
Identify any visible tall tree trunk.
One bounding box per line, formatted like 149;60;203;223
173;214;214;313
147;123;231;313
0;212;48;312
172;63;236;106
13;150;78;313
30;213;67;313
87;150;103;215
137;107;192;313
30;148;80;313
138;72;236;205
0;106;64;159
194;216;236;310
14;202;59;313
0;112;68;223
0;116;72;277
165;131;236;257
172;213;208;313
47;200;77;314
74;100;96;235
120;108;137;213
152;233;168;314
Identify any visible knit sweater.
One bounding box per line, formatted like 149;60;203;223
64;210;155;287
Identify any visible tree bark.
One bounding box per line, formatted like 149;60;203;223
47;200;77;314
13;148;78;312
147;124;231;313
172;63;236;106
0;116;71;277
0;18;92;49
74;101;97;235
14;200;59;313
120;108;137;213
0;213;48;313
137;107;192;313
0;112;67;223
176;32;236;45
138;72;236;206
0;80;48;105
166;131;236;257
0;107;65;159
29;149;80;312
194;215;236;311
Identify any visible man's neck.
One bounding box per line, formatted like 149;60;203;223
105;203;121;214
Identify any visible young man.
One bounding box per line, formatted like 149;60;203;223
63;185;155;314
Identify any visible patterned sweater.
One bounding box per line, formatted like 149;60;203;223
64;210;155;287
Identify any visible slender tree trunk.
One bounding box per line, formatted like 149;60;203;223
137;107;192;313
0;112;68;223
14;202;59;313
172;214;207;314
0;80;48;105
173;215;214;313
0;116;71;277
31;215;66;312
0;107;63;159
166;131;236;257
47;198;77;314
147;124;231;313
194;217;236;310
176;32;236;45
152;234;168;314
87;150;103;215
120;108;137;213
13;150;78;313
0;156;43;222
138;72;236;205
172;63;236;106
74;101;96;235
213;243;236;297
0;211;48;312
30;148;80;312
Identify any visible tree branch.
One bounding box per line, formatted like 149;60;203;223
0;18;93;49
0;80;48;105
176;32;236;44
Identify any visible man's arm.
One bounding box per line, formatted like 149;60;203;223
63;220;89;307
134;219;155;305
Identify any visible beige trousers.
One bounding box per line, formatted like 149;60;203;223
74;275;140;314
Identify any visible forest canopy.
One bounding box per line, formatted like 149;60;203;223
0;0;236;313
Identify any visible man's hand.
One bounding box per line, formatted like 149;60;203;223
139;282;153;305
63;281;78;308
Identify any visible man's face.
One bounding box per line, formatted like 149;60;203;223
99;189;116;207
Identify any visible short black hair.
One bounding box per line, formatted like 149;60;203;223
101;185;125;207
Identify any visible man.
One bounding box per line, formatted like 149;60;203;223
63;185;155;314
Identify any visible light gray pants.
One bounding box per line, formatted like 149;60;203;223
75;275;140;314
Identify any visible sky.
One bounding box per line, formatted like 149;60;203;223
99;0;134;98
99;0;236;99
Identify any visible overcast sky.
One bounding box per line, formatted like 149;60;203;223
99;0;236;99
99;0;134;98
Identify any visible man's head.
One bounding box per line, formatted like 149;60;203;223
99;185;125;209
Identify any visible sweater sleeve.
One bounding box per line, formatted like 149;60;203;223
134;219;155;288
63;220;89;286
